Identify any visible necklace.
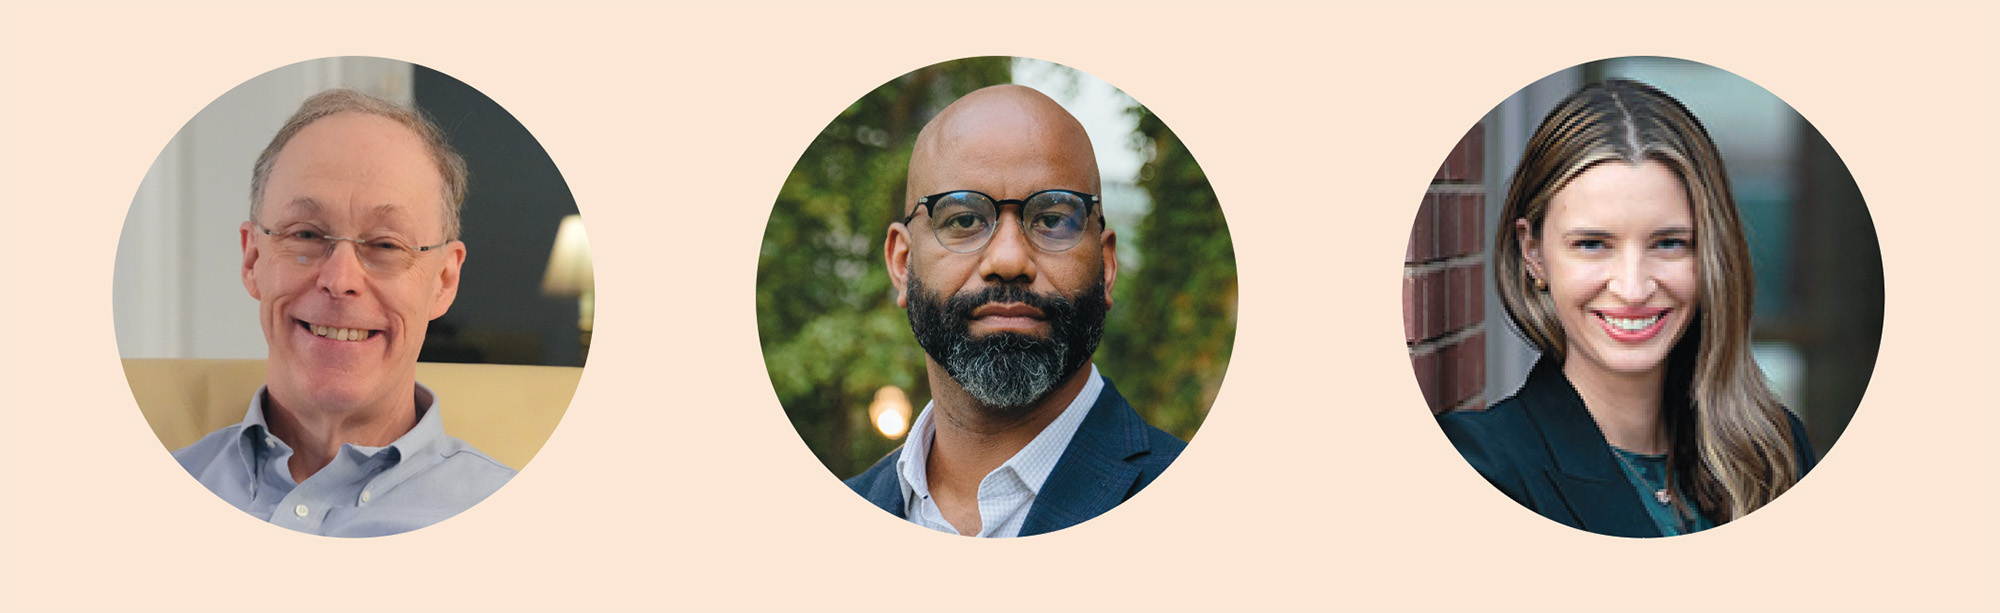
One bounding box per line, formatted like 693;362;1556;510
1609;447;1671;505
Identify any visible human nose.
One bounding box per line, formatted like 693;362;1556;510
316;239;368;296
976;209;1038;284
1608;248;1656;302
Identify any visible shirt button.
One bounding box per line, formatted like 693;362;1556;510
360;490;372;504
266;437;279;448
295;504;309;518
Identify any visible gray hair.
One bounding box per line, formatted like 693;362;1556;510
249;89;469;240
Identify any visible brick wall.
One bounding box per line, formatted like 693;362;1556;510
1406;124;1486;414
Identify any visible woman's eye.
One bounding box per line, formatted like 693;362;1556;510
1572;239;1606;251
1655;237;1690;250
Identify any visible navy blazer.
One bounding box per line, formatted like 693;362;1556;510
1438;357;1816;538
845;377;1186;537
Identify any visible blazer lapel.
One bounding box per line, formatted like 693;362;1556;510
847;449;908;519
1520;360;1662;538
1018;380;1150;537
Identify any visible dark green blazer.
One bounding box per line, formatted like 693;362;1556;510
1437;357;1816;537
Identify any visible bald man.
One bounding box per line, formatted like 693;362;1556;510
845;85;1186;538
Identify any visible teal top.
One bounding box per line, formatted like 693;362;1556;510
1608;447;1714;536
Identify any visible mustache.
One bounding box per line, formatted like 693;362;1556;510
940;284;1078;324
906;275;1108;411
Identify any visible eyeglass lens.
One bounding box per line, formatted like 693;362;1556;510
265;228;427;273
928;191;1090;253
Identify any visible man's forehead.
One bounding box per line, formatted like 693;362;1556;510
278;112;432;163
266;196;424;224
922;89;1090;154
909;86;1099;197
264;113;448;222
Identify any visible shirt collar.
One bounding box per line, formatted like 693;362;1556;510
236;382;447;472
894;398;939;508
896;364;1105;505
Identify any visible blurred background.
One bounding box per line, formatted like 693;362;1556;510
760;57;1236;480
114;57;592;368
1405;57;1882;457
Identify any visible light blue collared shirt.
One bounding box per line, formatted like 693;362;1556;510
173;383;515;537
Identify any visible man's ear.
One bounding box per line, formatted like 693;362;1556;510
239;221;262;300
428;241;467;320
885;223;912;309
1515;218;1545;286
1100;226;1118;309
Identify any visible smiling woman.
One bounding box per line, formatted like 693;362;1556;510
1421;76;1846;538
1523;160;1698;377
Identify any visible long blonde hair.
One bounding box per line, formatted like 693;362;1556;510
1493;79;1801;523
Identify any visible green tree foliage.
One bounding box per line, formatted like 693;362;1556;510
1097;106;1236;439
759;58;1234;479
759;58;1011;478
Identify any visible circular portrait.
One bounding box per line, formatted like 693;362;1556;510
758;57;1235;538
114;56;590;537
1408;57;1881;537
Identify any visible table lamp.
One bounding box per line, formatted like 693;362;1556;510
541;214;594;356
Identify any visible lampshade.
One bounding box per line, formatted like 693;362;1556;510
541;215;593;297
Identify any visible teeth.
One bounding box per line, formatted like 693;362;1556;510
309;324;370;341
1601;314;1660;331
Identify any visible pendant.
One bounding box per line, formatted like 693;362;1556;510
1655;489;1671;504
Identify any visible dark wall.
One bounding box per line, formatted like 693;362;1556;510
415;66;585;367
1792;120;1882;457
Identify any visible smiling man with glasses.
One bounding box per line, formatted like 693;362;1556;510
172;89;514;537
846;85;1186;538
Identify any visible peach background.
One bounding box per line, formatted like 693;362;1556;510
2;2;1995;611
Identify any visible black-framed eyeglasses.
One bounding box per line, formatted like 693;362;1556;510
901;189;1101;253
253;222;452;274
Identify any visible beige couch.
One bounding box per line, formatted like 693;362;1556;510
125;359;579;471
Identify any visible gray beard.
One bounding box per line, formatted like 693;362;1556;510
946;324;1067;412
906;277;1106;416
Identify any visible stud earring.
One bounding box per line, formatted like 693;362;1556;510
1534;277;1548;292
